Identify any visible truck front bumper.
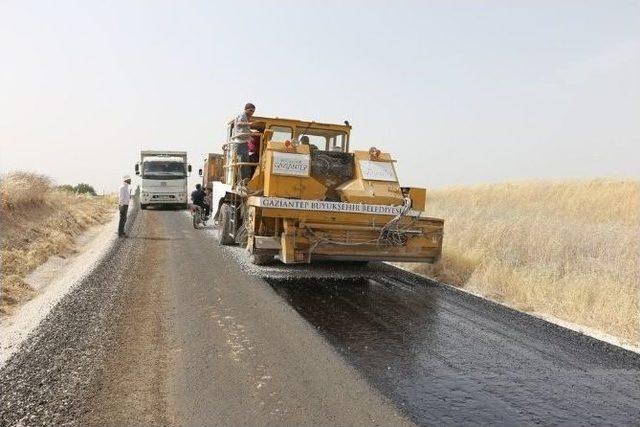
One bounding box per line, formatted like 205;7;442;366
141;192;187;204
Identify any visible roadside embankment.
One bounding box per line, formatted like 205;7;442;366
0;172;116;314
398;179;640;345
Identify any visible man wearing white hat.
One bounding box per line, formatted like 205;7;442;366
118;175;132;237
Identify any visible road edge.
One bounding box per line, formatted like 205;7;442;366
389;263;640;355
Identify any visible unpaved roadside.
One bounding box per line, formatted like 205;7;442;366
0;213;118;367
0;217;140;426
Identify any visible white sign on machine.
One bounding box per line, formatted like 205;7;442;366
272;152;310;177
359;160;397;182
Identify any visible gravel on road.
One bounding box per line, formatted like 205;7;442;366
0;205;140;426
0;208;410;426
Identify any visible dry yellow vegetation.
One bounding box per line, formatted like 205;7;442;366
401;179;640;344
1;172;115;313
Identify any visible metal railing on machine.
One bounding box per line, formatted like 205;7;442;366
222;131;261;186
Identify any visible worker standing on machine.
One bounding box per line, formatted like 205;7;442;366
233;102;256;180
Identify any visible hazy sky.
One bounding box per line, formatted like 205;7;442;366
1;1;639;192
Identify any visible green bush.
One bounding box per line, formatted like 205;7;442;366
57;184;75;192
73;183;97;196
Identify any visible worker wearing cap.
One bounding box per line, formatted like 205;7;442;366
234;102;256;180
118;175;132;237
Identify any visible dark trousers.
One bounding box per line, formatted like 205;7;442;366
239;154;251;181
237;143;250;181
239;151;259;181
118;205;129;236
196;203;210;218
248;151;259;178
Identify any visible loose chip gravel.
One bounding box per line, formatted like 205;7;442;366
0;206;140;427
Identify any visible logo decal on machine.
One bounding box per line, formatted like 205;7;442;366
272;152;310;177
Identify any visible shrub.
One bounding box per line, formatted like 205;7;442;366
74;183;97;196
57;184;75;192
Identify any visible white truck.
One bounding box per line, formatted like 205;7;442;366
134;150;191;209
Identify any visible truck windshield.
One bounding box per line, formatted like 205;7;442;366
142;161;186;179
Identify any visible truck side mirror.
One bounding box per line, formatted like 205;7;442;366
188;164;192;173
198;168;203;176
134;164;140;175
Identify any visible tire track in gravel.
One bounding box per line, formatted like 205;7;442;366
80;213;172;426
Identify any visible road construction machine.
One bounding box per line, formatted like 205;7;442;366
205;115;444;265
200;153;223;190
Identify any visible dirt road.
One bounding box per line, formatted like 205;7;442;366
1;209;639;426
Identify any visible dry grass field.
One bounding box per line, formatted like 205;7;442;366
401;179;640;344
0;172;115;313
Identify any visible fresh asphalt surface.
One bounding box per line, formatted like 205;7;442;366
1;209;639;426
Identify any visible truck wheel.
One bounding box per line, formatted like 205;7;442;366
218;203;235;246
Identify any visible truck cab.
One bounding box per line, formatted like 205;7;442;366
135;150;191;209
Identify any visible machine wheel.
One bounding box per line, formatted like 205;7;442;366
218;203;235;246
250;252;273;266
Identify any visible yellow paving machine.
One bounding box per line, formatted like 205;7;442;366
205;115;444;265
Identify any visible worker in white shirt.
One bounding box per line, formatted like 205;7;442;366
118;175;132;237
